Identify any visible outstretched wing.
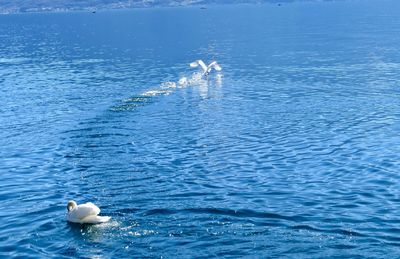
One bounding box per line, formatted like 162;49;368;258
190;61;199;67
209;61;222;71
190;60;208;72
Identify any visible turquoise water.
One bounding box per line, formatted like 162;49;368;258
1;1;400;257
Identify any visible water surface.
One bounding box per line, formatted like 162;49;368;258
1;1;400;257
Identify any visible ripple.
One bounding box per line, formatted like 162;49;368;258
2;1;400;258
0;57;30;64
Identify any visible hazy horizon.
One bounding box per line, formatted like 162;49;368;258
0;0;342;14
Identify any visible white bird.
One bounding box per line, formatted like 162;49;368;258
66;200;111;224
190;60;222;76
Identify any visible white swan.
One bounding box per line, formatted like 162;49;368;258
66;200;111;224
190;60;222;76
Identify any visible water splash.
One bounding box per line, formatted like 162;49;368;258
111;72;222;111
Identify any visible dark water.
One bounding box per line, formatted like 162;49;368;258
1;1;400;257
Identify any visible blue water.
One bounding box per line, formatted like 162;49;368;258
1;1;400;257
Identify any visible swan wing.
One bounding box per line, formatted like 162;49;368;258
190;61;199;68
197;60;208;72
209;61;222;71
190;60;208;72
73;202;100;219
213;63;222;71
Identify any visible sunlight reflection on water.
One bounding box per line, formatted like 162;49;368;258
1;1;400;258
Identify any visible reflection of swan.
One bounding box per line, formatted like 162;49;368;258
67;200;111;224
190;60;222;76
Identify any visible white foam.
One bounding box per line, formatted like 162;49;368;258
94;220;120;229
178;77;188;86
135;70;222;103
160;81;177;89
141;89;171;97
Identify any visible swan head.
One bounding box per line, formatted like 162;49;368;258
67;200;77;212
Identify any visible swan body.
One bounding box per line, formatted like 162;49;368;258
66;200;111;224
190;60;222;76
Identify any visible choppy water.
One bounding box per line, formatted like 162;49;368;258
1;1;400;257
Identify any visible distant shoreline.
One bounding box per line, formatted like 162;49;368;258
0;0;345;15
